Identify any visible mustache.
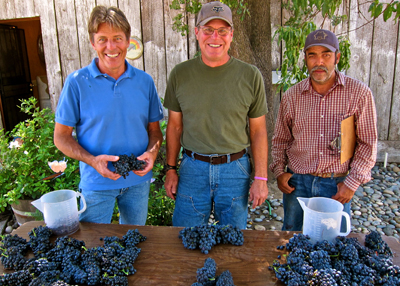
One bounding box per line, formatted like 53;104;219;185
311;66;328;73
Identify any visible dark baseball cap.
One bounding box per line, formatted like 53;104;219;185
304;29;339;52
196;1;233;27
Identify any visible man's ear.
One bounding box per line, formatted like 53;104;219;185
335;52;341;65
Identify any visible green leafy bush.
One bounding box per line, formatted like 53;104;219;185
0;97;80;212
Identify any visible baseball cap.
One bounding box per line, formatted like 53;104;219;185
304;29;339;52
196;1;233;27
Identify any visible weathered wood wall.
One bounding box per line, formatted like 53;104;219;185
0;0;399;161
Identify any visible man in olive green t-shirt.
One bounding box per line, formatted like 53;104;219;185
163;1;269;229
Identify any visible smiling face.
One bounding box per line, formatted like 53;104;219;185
91;23;130;79
195;19;233;67
305;45;340;89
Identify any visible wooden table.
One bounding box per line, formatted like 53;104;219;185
2;221;400;285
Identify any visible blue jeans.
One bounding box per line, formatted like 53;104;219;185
78;180;150;225
283;171;351;232
173;153;251;229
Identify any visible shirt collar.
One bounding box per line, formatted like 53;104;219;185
300;70;345;94
88;58;136;79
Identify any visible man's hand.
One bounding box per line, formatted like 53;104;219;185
249;180;269;209
164;170;179;200
134;151;156;177
332;182;354;204
93;155;121;180
277;172;295;194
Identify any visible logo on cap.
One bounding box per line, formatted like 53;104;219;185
314;31;327;41
212;6;224;13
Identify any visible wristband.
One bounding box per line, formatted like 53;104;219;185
254;176;268;181
164;164;177;172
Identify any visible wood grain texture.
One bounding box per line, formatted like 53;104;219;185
75;0;97;68
369;19;398;140
164;0;188;85
95;0;118;7
377;140;400;162
347;0;373;85
0;0;15;20
54;0;81;82
389;23;400;141
3;221;400;286
141;0;167;98
33;0;63;111
119;0;145;70
14;0;37;18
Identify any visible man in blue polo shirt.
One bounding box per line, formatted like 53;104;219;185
54;6;163;225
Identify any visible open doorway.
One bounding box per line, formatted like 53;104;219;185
0;17;48;132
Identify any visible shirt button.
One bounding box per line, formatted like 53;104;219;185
321;115;324;118
320;152;323;155
116;83;118;86
320;134;323;137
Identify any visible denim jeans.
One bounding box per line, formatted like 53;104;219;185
283;171;351;232
173;153;251;229
78;180;150;225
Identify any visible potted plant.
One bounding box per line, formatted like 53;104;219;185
0;97;80;223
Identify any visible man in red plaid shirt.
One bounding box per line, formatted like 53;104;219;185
270;29;377;231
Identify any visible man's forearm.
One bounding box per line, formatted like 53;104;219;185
146;128;163;160
54;124;95;166
166;127;182;166
251;132;269;178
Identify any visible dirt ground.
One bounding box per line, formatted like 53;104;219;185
246;179;284;231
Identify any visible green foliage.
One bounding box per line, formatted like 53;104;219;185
146;119;175;226
170;0;250;36
369;0;400;22
0;97;80;212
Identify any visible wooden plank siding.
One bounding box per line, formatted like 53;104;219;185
0;0;398;161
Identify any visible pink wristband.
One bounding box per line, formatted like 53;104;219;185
254;176;268;181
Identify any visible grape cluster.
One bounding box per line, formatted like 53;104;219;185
0;225;146;286
112;154;146;178
191;258;235;286
179;224;244;254
270;231;400;285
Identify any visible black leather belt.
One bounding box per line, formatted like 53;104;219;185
184;149;246;165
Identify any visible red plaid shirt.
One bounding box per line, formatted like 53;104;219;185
270;72;377;191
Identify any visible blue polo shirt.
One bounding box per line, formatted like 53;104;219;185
56;58;164;190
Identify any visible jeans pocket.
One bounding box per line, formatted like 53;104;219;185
179;153;190;170
234;156;251;178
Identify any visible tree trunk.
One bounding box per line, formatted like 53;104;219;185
228;0;274;179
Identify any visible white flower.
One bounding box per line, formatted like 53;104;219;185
24;151;28;155
9;140;21;149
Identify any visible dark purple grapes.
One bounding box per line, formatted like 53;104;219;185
179;224;243;254
192;258;235;286
270;230;400;285
112;154;146;178
0;225;146;286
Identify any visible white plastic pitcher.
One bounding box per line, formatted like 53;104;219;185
31;190;86;236
297;197;351;243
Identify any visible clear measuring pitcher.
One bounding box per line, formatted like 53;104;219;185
31;190;86;236
297;197;351;243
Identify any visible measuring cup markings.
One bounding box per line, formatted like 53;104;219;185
298;197;351;243
31;190;86;236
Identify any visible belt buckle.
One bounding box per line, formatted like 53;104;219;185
209;154;219;165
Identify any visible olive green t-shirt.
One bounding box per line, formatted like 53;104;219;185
164;56;268;155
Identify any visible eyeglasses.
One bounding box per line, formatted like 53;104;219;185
328;135;341;155
199;26;232;36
